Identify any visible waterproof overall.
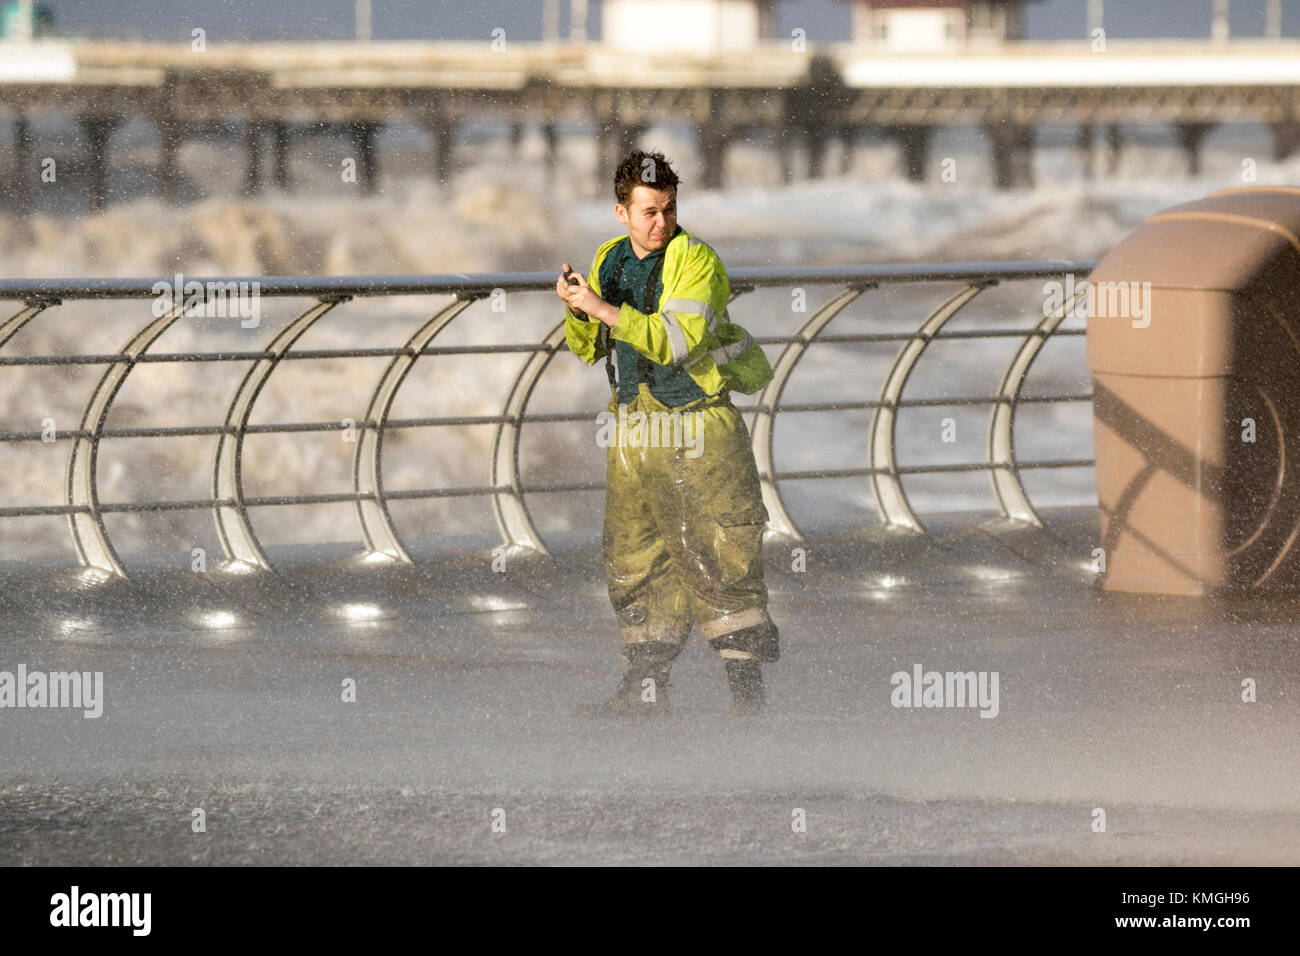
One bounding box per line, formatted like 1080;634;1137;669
567;230;779;664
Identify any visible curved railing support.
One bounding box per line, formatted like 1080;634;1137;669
751;286;867;542
212;298;343;571
66;301;189;577
987;286;1090;526
490;321;567;557
353;295;477;561
867;283;992;533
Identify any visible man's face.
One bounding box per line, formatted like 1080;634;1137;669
616;185;677;259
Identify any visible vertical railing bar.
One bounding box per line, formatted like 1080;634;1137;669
354;294;478;562
64;298;191;578
490;322;568;557
211;296;346;572
867;282;994;534
749;284;868;543
987;285;1091;526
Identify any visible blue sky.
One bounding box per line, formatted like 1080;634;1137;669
36;0;1300;43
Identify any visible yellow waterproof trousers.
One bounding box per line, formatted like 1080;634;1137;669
602;383;778;661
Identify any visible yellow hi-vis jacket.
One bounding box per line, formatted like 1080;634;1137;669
564;228;774;396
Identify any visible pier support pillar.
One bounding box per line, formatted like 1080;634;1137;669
772;124;793;185
11;117;32;212
542;122;559;182
1176;122;1211;177
1106;124;1123;175
157;116;182;203
599;122;643;179
1271;121;1300;162
621;124;645;161
80;116;119;212
1076;123;1094;179
272;123;292;191
348;121;380;194
699;125;728;190
805;124;829;180
892;125;932;182
243;122;263;196
986;123;1033;190
838;124;856;175
596;122;612;182
424;117;456;187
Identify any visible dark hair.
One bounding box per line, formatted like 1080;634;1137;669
614;150;681;207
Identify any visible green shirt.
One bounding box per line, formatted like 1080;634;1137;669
598;228;708;408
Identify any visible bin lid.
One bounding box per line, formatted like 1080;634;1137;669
1090;187;1300;295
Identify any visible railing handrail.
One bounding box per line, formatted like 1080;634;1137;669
0;260;1098;301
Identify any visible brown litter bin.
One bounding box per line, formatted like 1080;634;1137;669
1087;186;1300;596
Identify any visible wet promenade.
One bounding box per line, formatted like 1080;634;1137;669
2;508;1298;865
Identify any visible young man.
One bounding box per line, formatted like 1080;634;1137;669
556;149;779;717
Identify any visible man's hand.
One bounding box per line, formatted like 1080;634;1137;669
558;264;619;328
556;263;585;318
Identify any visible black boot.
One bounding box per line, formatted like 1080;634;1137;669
580;642;675;718
707;621;780;663
724;659;765;716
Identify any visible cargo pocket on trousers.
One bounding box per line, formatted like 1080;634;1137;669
715;503;769;529
713;503;768;589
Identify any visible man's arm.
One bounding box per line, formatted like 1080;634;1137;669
608;245;727;368
563;257;609;366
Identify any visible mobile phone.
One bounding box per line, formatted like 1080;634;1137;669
563;265;588;319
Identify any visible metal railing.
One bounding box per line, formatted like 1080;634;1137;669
0;261;1096;577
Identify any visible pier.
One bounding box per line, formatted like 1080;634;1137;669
2;39;1300;205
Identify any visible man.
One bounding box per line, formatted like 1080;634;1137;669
556;149;779;717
